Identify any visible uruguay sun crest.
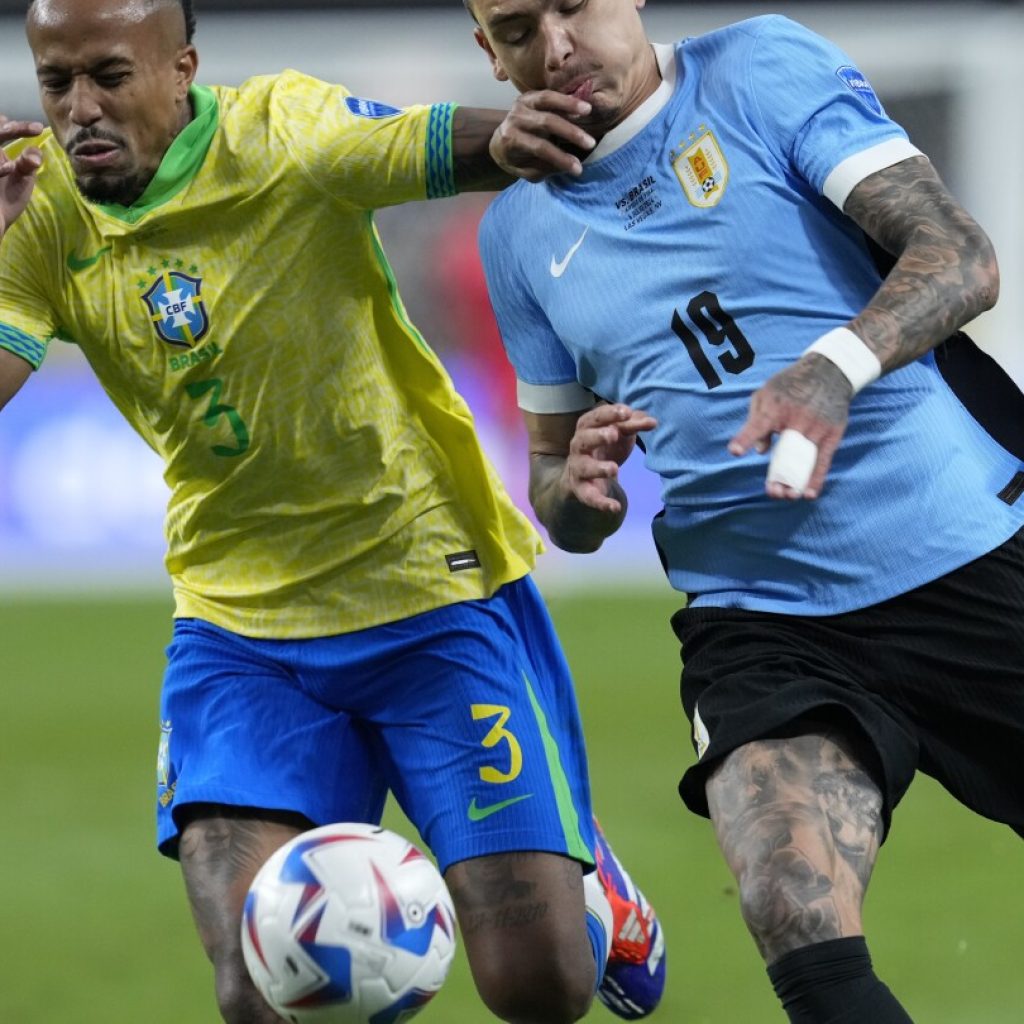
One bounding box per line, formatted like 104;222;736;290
672;129;729;209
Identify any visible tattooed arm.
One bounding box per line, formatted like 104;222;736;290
844;155;998;369
730;156;998;500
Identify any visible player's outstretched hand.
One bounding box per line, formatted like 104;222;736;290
0;116;45;240
567;403;657;514
728;354;853;501
489;90;596;182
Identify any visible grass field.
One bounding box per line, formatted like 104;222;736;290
4;591;1023;1023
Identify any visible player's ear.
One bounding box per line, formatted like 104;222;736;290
174;45;199;100
474;27;510;83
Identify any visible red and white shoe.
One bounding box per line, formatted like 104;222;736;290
593;817;667;1019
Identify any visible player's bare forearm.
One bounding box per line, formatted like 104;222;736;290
524;404;652;548
451;107;513;192
0;347;31;411
451;94;596;191
529;452;626;553
844;155;999;372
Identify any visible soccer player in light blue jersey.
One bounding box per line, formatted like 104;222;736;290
466;0;1024;1020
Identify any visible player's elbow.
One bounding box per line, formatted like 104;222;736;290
965;225;1000;317
978;247;1000;315
541;503;624;554
534;507;604;554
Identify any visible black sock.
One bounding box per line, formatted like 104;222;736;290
766;936;913;1023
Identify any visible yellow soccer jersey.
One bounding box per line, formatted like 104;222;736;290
0;72;541;637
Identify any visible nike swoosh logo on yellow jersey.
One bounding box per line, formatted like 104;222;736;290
467;793;534;822
549;227;589;278
66;246;112;272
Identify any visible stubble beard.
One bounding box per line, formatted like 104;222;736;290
74;168;150;206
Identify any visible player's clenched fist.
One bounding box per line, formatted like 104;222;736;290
566;403;657;514
489;90;596;181
0;116;45;240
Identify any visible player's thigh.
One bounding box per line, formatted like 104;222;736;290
672;607;904;955
706;728;884;955
157;618;388;857
366;576;596;876
673;603;918;838
178;805;311;961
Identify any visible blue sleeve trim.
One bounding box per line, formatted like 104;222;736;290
425;103;457;199
0;322;47;369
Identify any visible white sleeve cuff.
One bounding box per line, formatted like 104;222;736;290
822;138;923;211
516;379;596;414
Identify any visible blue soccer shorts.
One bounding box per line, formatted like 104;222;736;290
156;575;596;872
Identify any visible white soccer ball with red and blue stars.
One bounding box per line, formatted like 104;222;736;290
241;823;457;1024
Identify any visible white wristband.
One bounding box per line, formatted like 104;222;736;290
804;327;881;395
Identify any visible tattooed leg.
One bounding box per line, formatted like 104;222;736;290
445;851;595;1023
178;804;312;1024
706;732;884;965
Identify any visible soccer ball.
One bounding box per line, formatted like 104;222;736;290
241;823;457;1024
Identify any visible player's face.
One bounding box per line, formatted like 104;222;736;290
26;0;197;205
470;0;659;136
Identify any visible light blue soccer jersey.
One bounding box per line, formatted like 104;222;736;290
480;15;1024;615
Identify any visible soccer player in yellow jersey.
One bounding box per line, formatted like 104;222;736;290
0;0;667;1021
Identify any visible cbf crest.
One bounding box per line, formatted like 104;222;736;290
672;129;729;209
140;264;209;348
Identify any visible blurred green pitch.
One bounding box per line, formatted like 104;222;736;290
3;591;1022;1022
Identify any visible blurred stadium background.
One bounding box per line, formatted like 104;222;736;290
2;2;1024;1021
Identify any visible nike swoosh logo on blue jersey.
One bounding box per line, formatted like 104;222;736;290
66;246;112;272
467;793;534;821
549;227;589;278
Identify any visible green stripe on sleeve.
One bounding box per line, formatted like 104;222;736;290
425;102;457;199
523;670;594;865
0;322;48;369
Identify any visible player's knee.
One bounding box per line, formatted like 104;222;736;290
213;956;278;1024
473;952;594;1023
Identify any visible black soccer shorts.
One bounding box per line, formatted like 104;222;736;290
673;527;1024;840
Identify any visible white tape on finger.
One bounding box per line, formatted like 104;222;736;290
767;429;818;493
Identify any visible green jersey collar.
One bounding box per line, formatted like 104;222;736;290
94;84;219;224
